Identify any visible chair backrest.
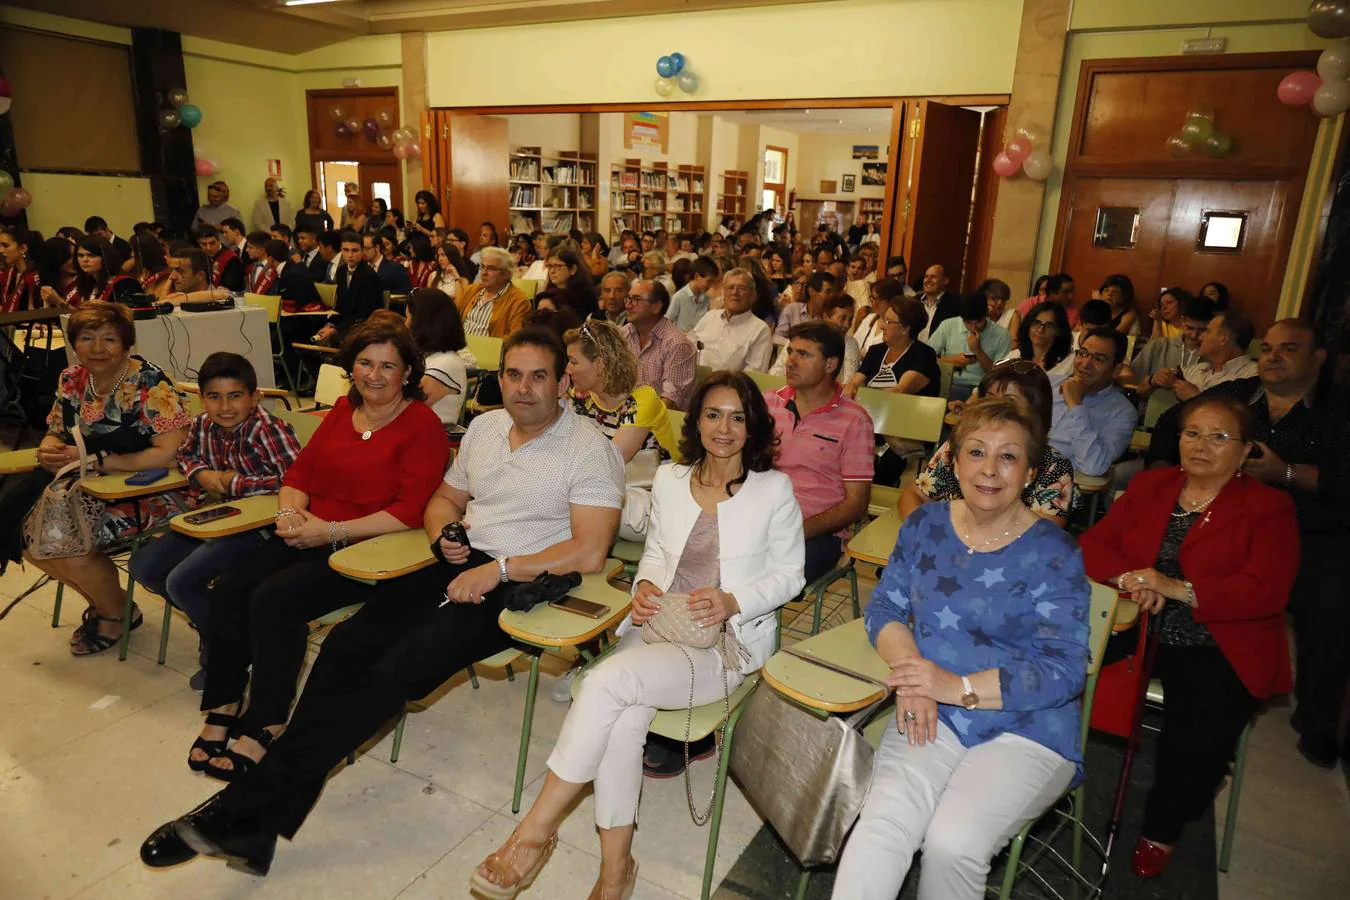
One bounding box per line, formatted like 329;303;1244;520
853;387;946;444
512;277;539;300
245;292;281;324
1143;388;1179;429
466;334;503;372
274;406;324;446
1125;333;1137;361
174;382;206;416
666;409;686;438
937;361;954;399
1085;579;1119;677
694;365;712;390
746;370;786;394
315;363;347;408
314;282;337;309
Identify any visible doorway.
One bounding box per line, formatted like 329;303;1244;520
306;87;405;221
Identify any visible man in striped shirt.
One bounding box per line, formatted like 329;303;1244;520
129;353;302;690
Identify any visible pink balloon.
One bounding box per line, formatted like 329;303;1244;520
1005;137;1032;163
392;143;411;160
6;187;31;209
992;151;1021;178
194;158;214;177
407;142;421;158
1278;71;1322;106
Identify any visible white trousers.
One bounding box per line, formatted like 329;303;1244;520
547;628;745;828
831;718;1074;900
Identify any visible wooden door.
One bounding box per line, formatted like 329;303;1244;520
882;101;907;260
446;113;509;239
964;106;1007;291
359;162;403;221
1058;176;1175;308
902;101;982;288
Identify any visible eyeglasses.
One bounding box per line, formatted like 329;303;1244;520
545;262;568;270
1074;348;1112;366
1180;429;1236;445
882;317;901;326
625;293;653;303
1029;320;1058;331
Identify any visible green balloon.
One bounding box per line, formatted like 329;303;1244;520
0;171;12;195
1202;131;1233;157
1181;116;1214;143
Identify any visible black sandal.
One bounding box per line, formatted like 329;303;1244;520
204;726;276;783
70;604;143;657
188;711;240;773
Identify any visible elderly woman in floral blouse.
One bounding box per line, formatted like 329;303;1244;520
898;362;1079;527
25;301;191;655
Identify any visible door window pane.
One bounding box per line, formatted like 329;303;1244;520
372;182;393;208
764;148;785;184
1092;207;1141;249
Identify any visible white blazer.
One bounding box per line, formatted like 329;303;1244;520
631;463;805;673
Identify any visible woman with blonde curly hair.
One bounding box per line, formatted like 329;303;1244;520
563;318;678;464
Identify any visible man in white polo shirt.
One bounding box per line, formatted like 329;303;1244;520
689;267;773;372
140;327;625;875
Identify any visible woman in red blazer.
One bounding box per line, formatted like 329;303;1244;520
1080;395;1299;878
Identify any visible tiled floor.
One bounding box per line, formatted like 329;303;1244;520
0;562;1345;899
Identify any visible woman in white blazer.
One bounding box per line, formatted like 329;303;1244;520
472;371;804;900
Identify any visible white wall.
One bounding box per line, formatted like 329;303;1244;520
507;115;582;157
22;173;154;238
796;131;889;201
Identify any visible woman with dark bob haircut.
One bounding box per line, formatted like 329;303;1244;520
63;235;138;306
474;369;803;899
1006;299;1073;375
404;288;470;425
187;317;448;782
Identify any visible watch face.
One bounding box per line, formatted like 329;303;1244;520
961;692;979;710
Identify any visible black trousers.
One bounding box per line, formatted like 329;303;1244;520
1288;531;1350;745
202;536;393;729
803;533;844;587
1142;644;1258;844
216;550;512;839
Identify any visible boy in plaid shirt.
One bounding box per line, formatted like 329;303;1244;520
130;353;301;690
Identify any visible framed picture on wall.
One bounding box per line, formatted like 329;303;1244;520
841;174;855;192
851;145;879;160
861;162;887;185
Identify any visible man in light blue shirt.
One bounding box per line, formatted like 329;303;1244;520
927;292;1012;400
666;256;719;332
1049;329;1138;477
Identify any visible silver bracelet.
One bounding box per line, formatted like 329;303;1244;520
329;521;339;553
276;507;299;519
1284;463;1295;487
339;521;350;547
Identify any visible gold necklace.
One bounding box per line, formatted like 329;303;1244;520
357;400;404;440
959;506;1027;555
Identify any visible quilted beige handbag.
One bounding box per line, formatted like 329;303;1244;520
22;426;105;560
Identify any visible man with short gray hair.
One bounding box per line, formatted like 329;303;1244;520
455;247;530;338
688;268;773;372
597;270;631;324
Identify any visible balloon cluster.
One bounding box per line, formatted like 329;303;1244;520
1165;105;1233;158
654;52;699;97
991;123;1053;182
158;86;203;131
1278;3;1350;117
329;105;420;160
0;170;31;217
0;76;12;117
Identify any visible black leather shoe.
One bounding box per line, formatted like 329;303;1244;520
140;821;198;868
1297;732;1339;770
172;797;277;877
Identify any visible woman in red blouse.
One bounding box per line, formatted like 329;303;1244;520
1080;395;1299;878
189;318;450;782
0;225;42;313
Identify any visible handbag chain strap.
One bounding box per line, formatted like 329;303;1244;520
676;624;732;826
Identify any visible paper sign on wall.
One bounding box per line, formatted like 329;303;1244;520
624;112;669;154
267;159;282;178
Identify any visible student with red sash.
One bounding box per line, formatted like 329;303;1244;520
63;237;138;307
132;233;173;299
403;232;437;290
244;231;278;296
197;224;245;293
0;225;42;313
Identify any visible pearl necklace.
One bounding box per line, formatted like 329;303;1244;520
1173;483;1220;518
84;359;131;405
959;507;1027;555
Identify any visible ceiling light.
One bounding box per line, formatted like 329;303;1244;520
804;109;811;114
284;0;341;7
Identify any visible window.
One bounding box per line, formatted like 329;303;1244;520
1197;210;1248;252
1092;207;1141;250
763;145;788;215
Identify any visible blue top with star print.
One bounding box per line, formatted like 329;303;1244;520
865;502;1091;775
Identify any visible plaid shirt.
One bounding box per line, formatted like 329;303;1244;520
623;317;698;411
177;406;302;498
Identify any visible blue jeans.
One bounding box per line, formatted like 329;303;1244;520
129;530;270;653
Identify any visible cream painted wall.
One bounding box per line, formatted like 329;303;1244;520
425;0;1021;106
1032;20;1338;321
22;173;154;238
1070;0;1313;31
758;125;800;203
507;115;583;157
796;132;889;201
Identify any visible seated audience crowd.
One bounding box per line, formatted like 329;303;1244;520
0;190;1336;897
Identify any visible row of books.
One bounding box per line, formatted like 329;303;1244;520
510;185;539;208
509;158;540;181
541;164;596;186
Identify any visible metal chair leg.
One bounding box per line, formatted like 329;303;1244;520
157;596;173;665
51;580;63;627
118;575;137;662
390;706;407;764
997;826;1029;899
506;662;515;682
1219;720;1251;873
700;699;749;900
512;652;542;814
467;663;480;689
848;563;860;619
794;869;811;900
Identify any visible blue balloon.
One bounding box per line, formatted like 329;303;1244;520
179;104;203;129
669;52;685;74
656;55;675;78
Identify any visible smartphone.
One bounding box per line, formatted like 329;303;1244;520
126;468;171;486
548;595;608;619
183;505;241;526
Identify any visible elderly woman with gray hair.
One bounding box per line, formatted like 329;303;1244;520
454;246;531;338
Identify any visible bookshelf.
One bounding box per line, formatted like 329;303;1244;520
609;160;706;242
510;146;597;236
858;198;885;226
717;170;749;222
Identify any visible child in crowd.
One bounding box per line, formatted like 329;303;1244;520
129;353;302;690
1074;298;1112;350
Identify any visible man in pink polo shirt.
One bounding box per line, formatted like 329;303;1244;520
764;321;875;585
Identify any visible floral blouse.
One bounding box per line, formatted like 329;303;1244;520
47;356;192;452
914;439;1081;519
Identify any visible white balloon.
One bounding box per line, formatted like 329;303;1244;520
1021;149;1053;181
654;77;675;97
1317;41;1350;81
677;71;699;93
1313;79;1350;117
1013;121;1047;148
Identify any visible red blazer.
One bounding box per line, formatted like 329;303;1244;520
1079;466;1299;698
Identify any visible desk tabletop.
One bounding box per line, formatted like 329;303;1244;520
81;470;188;500
847;509;902;567
498;560;630;648
762;619;890;714
170;494;278;539
329;528;436;581
0;447;39;474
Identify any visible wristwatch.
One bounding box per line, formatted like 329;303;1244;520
497;556;510;583
960;675;979;711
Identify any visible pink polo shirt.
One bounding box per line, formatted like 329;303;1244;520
763;384;875;521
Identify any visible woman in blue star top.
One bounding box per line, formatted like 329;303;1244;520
833;395;1091;900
